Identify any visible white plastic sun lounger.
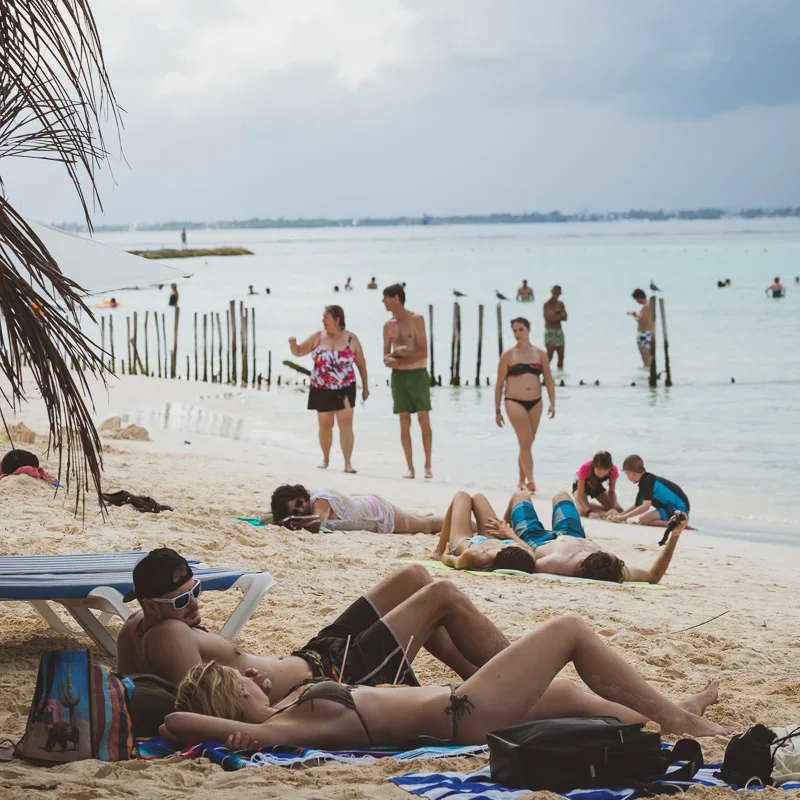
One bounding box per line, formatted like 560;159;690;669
0;552;275;658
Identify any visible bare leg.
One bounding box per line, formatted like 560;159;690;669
364;565;480;679
335;401;356;473
572;491;592;518
595;491;623;513
638;508;669;527
556;345;565;370
317;411;334;468
398;412;414;478
382;579;510;677
546;343;555;363
392;507;444;534
639;345;651;367
456;614;734;742
418;411;433;478
470;494;499;535
505;399;535;490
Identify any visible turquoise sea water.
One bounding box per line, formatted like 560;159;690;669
90;220;800;536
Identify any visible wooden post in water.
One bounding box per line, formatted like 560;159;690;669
449;302;457;385
216;313;223;383
186;355;190;381
100;316;106;371
251;307;256;388
109;315;115;373
155;311;162;377
193;312;199;381
428;304;436;387
203;314;208;382
455;302;462;386
659;297;672;387
161;314;167;375
229;300;237;385
240;302;249;387
648;296;658;388
171;306;180;379
144;311;150;376
267;350;272;387
126;316;132;373
476;304;484;386
132;312;139;376
496;303;504;356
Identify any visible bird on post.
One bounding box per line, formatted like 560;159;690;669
495;290;510;300
453;289;467;297
649;280;662;292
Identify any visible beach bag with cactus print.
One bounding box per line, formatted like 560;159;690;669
16;650;133;765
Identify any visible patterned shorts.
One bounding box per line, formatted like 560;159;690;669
544;328;565;348
636;330;652;349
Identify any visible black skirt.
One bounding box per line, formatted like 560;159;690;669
308;384;357;412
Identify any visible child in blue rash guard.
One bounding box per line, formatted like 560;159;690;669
612;454;690;528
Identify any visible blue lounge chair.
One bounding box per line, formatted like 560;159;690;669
0;552;275;658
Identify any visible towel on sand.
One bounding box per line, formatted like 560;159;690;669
391;762;800;799
0;465;57;485
396;559;666;589
138;737;487;770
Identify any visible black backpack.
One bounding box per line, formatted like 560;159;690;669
488;716;703;792
717;724;800;787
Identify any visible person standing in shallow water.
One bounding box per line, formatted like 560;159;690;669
495;317;555;493
628;288;651;367
289;305;369;473
168;283;179;307
382;284;433;479
543;285;567;369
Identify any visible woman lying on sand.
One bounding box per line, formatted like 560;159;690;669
162;614;732;749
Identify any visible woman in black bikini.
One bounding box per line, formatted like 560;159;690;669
162;616;731;749
495;317;555;493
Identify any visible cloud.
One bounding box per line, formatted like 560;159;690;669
3;0;799;222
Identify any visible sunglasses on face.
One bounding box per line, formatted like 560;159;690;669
150;579;202;610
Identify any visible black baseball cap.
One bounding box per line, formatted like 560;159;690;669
123;547;194;603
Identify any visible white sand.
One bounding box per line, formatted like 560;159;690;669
1;374;799;799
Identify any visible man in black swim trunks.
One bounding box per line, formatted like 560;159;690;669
117;550;509;710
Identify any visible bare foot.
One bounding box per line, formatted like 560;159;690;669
403;470;415;479
344;465;357;474
525;479;536;493
659;707;735;738
424;468;433;479
317;460;329;470
677;679;719;717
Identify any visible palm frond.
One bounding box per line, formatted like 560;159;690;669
1;0;124;511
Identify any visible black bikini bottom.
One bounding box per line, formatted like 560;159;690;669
505;397;541;412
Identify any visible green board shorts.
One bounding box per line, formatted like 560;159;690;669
544;328;565;348
391;368;432;414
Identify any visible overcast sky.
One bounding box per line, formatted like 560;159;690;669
5;0;800;224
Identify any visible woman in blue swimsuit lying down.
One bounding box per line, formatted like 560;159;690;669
495;317;555;493
431;491;537;573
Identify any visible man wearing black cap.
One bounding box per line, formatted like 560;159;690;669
117;549;510;705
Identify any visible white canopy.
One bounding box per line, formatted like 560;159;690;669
22;220;192;296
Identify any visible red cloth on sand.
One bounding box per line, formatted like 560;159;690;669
0;466;56;484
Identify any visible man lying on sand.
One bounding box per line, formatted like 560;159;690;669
163;619;729;749
118;549;702;727
433;490;686;583
267;484;444;534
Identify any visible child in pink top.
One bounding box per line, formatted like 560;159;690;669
572;450;622;517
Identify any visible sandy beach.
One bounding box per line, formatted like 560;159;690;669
1;374;799;799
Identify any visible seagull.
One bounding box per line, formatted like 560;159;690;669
495;290;510;300
453;289;467;297
649;281;662;292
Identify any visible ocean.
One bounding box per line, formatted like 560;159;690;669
86;219;800;539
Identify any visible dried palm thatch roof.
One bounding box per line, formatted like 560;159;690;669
1;0;123;512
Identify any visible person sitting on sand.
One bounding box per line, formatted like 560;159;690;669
765;277;785;298
163;619;730;750
573;450;623;518
268;484;443;534
612;455;690;528
435;490;686;583
432;490;535;573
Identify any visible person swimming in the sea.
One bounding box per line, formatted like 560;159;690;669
765;277;785;298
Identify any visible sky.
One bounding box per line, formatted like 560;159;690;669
4;0;800;224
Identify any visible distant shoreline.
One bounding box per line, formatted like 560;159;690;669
58;206;800;234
